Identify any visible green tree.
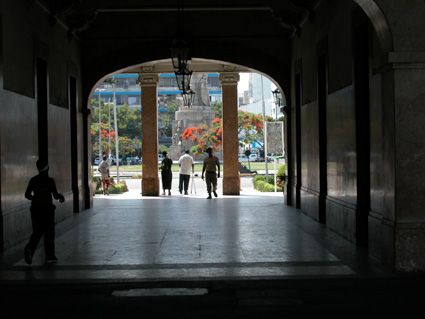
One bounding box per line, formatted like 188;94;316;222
117;104;141;138
211;101;222;118
166;100;179;114
90;94;143;158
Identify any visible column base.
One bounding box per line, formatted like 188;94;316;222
223;176;240;195
142;177;159;196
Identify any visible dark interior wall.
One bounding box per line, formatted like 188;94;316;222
0;15;3;250
0;1;82;249
2;2;35;97
368;28;395;264
290;9;323;219
290;0;398;255
291;0;361;242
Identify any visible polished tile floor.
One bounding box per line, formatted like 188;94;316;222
0;177;389;282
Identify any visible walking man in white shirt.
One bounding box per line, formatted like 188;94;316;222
178;150;194;195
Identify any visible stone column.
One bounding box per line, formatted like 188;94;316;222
220;72;240;195
388;52;425;272
138;72;159;196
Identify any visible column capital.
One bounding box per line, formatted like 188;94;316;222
219;72;240;86
137;73;159;87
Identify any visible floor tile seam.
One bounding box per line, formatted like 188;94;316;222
0;267;356;281
0;274;368;286
3;260;346;271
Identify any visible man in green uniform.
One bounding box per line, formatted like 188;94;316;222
201;147;221;199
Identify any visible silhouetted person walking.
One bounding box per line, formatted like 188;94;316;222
24;159;65;265
201;147;220;199
178;150;194;195
160;151;173;196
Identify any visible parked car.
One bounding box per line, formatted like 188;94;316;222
125;157;141;165
109;156;123;165
249;154;259;162
93;157;101;165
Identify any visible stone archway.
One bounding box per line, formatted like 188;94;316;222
352;0;393;53
88;58;288;197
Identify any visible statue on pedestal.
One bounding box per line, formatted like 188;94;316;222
191;73;210;107
169;73;215;159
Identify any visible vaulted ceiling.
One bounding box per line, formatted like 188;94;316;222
37;0;322;40
34;0;323;91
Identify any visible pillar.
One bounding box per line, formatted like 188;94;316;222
220;72;240;195
138;72;159;196
386;52;425;271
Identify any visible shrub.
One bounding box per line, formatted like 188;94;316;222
262;183;276;192
253;175;274;184
277;164;287;179
253;174;283;192
255;180;266;191
253;175;265;183
95;178;128;194
109;181;128;194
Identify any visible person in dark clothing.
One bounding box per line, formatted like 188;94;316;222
201;147;220;199
24;159;65;265
160;151;173;196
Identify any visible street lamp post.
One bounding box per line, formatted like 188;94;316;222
261;75;269;179
272;88;282;120
98;92;102;161
108;100;111;157
112;80;120;182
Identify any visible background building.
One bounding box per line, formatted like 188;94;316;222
238;73;282;119
93;73;221;108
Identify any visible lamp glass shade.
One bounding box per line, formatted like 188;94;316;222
272;88;282;106
182;88;195;107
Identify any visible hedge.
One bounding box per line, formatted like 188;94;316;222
94;176;128;194
253;175;283;192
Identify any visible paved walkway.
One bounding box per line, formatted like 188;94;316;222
0;176;388;283
113;174;283;199
2;178;424;319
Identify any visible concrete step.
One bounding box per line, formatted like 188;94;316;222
1;276;424;318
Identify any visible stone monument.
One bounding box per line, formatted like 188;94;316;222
168;73;216;159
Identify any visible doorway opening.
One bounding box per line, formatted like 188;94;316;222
88;61;287;200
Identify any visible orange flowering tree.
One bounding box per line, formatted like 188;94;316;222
181;111;273;155
181;118;222;155
91;121;116;155
237;111;272;146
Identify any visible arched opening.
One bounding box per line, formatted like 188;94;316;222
87;58;288;201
